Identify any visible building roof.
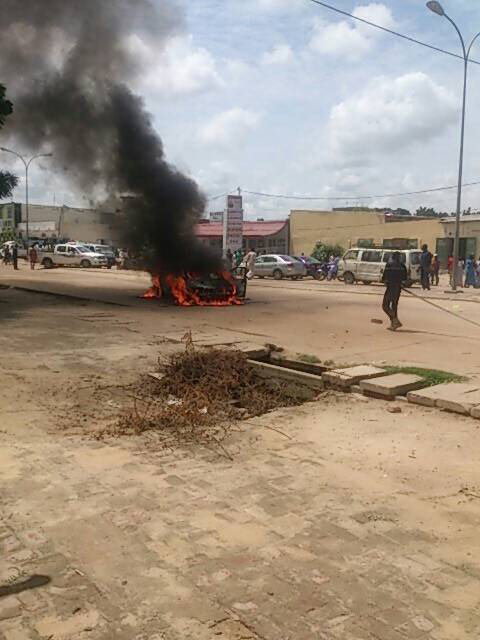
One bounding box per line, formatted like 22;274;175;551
196;220;288;238
441;215;480;223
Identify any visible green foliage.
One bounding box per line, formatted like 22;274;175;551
383;366;465;387
0;84;13;128
0;171;19;199
311;242;344;263
415;206;446;218
297;353;321;364
0;84;18;199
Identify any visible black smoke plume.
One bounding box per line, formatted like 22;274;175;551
0;0;220;273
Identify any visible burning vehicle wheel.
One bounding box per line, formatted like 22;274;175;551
273;269;283;280
42;257;54;269
80;259;92;268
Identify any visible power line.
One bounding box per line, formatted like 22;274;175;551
307;0;480;67
242;179;480;202
207;191;232;202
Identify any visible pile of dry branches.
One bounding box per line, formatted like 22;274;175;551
113;345;303;456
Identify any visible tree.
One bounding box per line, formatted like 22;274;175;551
311;241;344;263
0;84;18;199
415;206;442;218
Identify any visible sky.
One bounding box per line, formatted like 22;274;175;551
3;0;480;219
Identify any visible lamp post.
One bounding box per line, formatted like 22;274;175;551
427;1;480;290
0;148;53;244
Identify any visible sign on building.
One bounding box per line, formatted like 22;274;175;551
210;211;224;223
222;195;243;256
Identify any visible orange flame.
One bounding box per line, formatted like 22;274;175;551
142;272;243;306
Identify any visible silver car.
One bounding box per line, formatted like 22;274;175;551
254;254;307;280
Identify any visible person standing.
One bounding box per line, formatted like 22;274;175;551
382;251;408;330
3;245;11;265
420;244;432;290
431;254;440;286
464;254;476;288
226;248;233;269
29;245;38;270
12;244;18;270
447;254;454;285
245;248;256;280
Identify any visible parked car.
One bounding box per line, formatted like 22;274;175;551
293;255;325;280
1;241;27;259
253;254;307;280
337;248;422;286
83;244;116;268
40;244;109;269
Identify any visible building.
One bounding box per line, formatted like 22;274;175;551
4;202;120;244
196;219;289;254
438;215;480;263
0;202;21;241
289;209;441;257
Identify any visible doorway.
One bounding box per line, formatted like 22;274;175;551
436;237;477;268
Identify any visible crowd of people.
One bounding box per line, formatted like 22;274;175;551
419;244;480;290
446;254;480;288
2;243;38;270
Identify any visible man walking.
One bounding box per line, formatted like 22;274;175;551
11;243;18;270
382;251;408;330
29;244;38;270
420;244;432;290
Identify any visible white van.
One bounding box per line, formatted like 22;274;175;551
337;248;422;286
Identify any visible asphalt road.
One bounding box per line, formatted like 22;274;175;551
2;264;480;376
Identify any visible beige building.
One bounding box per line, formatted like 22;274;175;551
15;203;121;244
290;209;441;257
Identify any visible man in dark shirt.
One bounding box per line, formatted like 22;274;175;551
12;244;18;270
420;244;433;290
382;252;408;330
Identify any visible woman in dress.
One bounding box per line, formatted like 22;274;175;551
464;254;476;288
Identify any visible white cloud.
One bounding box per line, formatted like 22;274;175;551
327;72;458;165
255;0;304;11
128;34;220;95
262;44;293;65
198;108;262;145
309;3;395;60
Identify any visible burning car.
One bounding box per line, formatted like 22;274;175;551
143;270;246;306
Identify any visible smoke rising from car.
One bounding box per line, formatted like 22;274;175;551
0;0;220;273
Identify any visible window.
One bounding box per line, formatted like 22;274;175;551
344;250;359;261
358;238;374;248
57;245;66;252
255;257;264;264
361;250;382;263
263;256;277;263
410;252;421;265
268;238;277;247
382;251;406;264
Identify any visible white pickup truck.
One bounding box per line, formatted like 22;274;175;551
40;244;109;269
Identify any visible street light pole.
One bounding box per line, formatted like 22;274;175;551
427;1;480;290
0;148;52;244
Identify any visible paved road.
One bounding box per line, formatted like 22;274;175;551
2;264;480;376
1;282;480;639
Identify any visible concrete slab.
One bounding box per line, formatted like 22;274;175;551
233;342;269;359
360;373;426;398
247;359;324;400
471;405;480;419
323;365;387;389
407;383;480;409
414;383;480;416
270;352;328;376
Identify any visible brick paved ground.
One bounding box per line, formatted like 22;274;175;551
1;289;480;639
